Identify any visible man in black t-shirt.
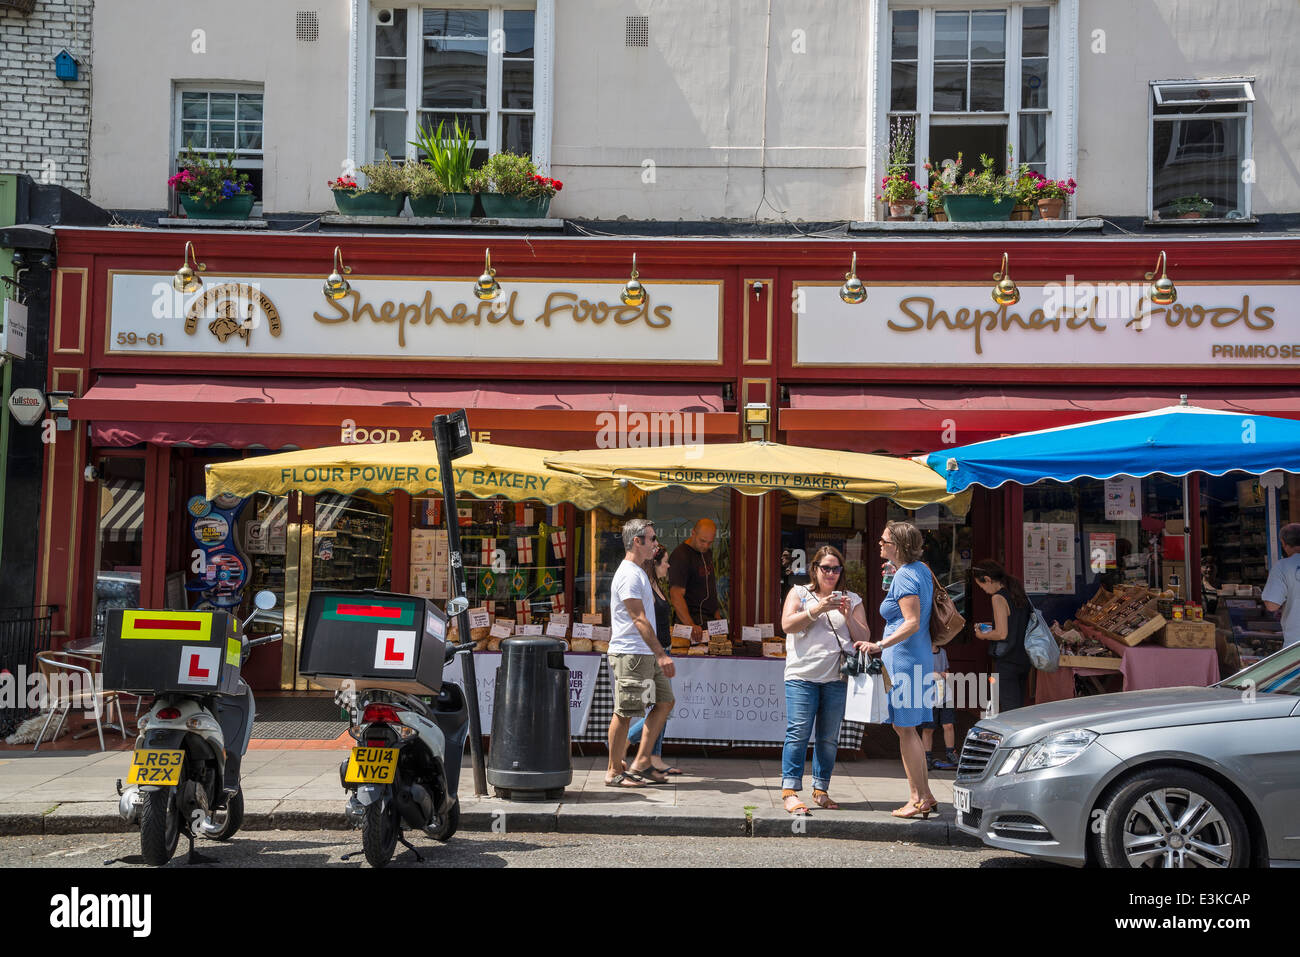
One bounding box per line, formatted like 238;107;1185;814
669;518;723;638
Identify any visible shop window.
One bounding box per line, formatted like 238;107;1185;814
885;501;974;617
242;493;289;636
172;86;265;208
409;495;564;622
368;5;542;166
1149;79;1253;220
887;4;1057;192
91;458;146;638
312;492;393;591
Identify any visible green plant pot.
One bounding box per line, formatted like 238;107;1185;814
478;194;552;219
179;193;254;221
332;190;406;216
942;195;1015;222
436;193;475;218
408;195;445;217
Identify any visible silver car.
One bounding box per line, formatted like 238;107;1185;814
953;642;1300;868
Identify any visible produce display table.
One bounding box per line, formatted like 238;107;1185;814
1033;662;1118;704
1064;625;1221;693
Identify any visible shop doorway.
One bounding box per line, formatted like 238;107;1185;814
90;455;145;639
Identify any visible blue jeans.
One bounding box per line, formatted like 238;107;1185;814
782;679;847;792
626;714;665;756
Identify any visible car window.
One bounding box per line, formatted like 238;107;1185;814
1217;642;1300;696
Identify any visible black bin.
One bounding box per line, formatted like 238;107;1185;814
486;637;571;800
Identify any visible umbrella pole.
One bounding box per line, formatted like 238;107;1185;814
755;493;764;623
1182;474;1192;603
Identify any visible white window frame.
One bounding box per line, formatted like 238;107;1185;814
1147;78;1254;220
171;82;266;214
870;0;1078;219
349;0;554;175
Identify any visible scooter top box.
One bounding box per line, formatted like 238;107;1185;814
300;590;448;694
101;610;242;696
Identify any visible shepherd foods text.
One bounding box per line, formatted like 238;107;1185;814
314;288;672;349
50;887;151;937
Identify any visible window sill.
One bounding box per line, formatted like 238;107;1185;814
157;217;269;229
320;214;566;230
848;218;1105;233
1143;216;1258;227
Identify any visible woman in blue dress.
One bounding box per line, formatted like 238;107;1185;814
860;520;940;819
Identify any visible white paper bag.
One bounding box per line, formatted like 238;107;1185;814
844;673;890;724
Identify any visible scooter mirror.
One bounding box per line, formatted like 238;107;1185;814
254;590;277;611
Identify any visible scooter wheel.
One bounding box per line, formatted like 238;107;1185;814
361;802;398;867
206;791;244;841
429;797;460;842
140;789;180;866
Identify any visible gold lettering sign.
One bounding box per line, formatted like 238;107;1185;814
184;283;283;347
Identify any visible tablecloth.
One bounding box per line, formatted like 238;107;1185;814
1096;635;1220;691
1033;665;1117;704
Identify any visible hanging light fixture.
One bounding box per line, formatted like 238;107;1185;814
322;246;352;300
172;241;206;294
474;248;500;301
1145;250;1177;305
838;251;866;304
991;252;1020;306
620;253;647;307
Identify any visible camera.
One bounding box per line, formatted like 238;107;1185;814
841;649;884;678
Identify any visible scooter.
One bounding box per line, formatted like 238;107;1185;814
116;591;282;866
340;639;474;867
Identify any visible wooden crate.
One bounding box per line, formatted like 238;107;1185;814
1157;620;1216;649
1111;605;1167;647
1058;653;1122;671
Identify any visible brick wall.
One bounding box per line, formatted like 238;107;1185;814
0;0;92;198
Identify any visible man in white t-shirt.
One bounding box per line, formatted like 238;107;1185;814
605;518;676;788
1262;523;1300;649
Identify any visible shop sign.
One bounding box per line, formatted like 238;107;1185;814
7;387;45;426
107;273;723;364
794;282;1300;366
2;300;28;359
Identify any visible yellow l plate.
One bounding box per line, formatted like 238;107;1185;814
127;749;185;786
344;746;398;784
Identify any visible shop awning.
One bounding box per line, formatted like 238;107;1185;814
544;441;966;511
204;441;628;513
780;386;1300;454
918;400;1300;492
71;376;733;450
100;480;145;542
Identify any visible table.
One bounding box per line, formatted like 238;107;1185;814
1033;664;1119;704
1038;627;1221;703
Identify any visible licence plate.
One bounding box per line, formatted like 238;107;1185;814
344;747;398;785
952;786;971;814
127;749;185;786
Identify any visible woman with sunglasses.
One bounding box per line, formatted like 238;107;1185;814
778;545;871;814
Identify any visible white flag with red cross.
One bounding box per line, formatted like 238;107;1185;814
480;537;497;565
552;530;567;559
551;594;566;614
516;536;533;563
515;599;531;623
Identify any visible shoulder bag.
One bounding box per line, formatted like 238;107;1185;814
926;565;966;646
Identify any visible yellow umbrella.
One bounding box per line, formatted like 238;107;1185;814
545;441;968;512
205;441;627;513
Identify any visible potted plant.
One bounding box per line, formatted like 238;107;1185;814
1166;194;1214;219
328;154;408;216
404;160;446;217
1010;162;1037;220
410;119;476;218
1027;171;1077;220
942;152;1016;221
923;156;960;222
473;151;563;218
878;169;922;220
169;148;255;220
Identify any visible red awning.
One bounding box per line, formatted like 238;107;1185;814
72;375;733;449
780;386;1300;455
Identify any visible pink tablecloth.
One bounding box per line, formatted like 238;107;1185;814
1034;665;1117;704
1097;634;1221;691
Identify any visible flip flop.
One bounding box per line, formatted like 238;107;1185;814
604;772;648;789
628;765;669;784
658;766;685;776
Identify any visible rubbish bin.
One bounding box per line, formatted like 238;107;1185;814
486;637;572;800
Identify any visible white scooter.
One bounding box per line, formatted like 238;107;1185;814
116;591;281;866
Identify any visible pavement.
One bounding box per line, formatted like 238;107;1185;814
0;747;979;846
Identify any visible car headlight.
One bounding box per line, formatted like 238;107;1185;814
1015;729;1098;773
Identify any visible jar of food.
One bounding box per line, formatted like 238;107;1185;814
1172;603;1185;620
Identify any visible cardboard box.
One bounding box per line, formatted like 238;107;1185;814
1157;620;1216;649
101;610;242;696
300;590;448;694
1058;653;1122;671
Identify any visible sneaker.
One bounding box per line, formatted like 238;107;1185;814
933;749;958;771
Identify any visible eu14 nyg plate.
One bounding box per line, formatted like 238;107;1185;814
344;746;399;784
127;749;185;786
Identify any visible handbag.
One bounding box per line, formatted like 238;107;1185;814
927;566;966;646
1023;607;1060;672
844;671;890;724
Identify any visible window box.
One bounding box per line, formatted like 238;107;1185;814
178;194;255;221
479;194;551;219
942;195;1014;221
332;191;408;216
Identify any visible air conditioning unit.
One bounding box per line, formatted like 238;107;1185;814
0;0;38;15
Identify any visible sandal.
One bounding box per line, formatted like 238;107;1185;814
811;790;840;810
783;793;811;815
629;764;669;784
890;799;939;819
656;766;685;775
604;772;648;789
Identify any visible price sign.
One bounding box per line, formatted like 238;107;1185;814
707;619;730;637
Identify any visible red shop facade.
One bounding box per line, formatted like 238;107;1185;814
38;228;1300;701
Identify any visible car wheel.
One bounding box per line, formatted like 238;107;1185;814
1097;768;1249;869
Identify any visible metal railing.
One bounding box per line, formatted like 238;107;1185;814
0;605;54;736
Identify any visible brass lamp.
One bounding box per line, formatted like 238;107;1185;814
323;246;352;300
992;252;1020;306
1146;250;1177;305
474;248;501;301
620;254;647;307
838;251;867;304
172;241;206;294
744;402;771;441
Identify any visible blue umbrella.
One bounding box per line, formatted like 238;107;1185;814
919;399;1300;493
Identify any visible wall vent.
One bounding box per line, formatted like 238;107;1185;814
296;11;320;42
625;16;649;47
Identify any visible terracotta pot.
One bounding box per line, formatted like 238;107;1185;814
1178;211;1204;219
887;202;916;221
1010;203;1033;221
1037;197;1065;220
931;210;949;222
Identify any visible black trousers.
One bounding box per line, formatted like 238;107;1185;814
995;661;1030;713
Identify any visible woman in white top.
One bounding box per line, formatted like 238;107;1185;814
778;545;872;814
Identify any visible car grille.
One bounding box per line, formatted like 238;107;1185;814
956;728;1002;780
991;813;1053;841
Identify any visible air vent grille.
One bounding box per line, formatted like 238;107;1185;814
296;11;320;42
625;15;648;47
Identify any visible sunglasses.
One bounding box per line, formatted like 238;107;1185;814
817;564;843;574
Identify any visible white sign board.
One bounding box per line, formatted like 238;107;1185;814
108;274;723;363
2;300;27;359
443;652;602;734
795;283;1300;366
665;658;786;742
7;387;45;426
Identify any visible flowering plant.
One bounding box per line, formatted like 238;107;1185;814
475;151;563;198
923;155;962;212
1025;169;1077;201
1168;194;1213;215
327;175;359;192
169;148;252;204
948;152;1016;199
878;170;922;205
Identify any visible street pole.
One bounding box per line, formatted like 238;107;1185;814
433;412;487;796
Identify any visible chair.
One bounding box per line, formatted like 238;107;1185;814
33;651;125;752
